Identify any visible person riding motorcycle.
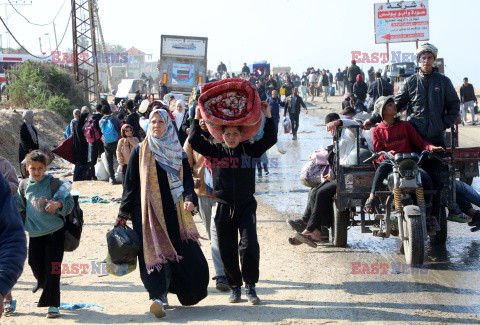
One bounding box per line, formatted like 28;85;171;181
365;43;460;229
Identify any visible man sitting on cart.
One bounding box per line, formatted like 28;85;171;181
364;96;444;231
364;43;460;230
287;111;367;247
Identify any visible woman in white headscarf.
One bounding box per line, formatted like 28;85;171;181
172;100;189;146
19;110;39;177
116;109;208;318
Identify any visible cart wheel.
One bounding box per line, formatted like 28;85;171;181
430;207;447;245
332;204;349;247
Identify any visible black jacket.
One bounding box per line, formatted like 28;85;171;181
19;122;39;163
353;81;368;101
242;66;250;74
176;111;190;147
372;71;460;145
460;83;477;103
188;118;277;205
367;78;394;103
283;95;307;116
257;84;267;101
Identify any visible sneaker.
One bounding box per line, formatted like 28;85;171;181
245;284;260;305
447;212;469;223
292;134;297;140
229;286;241;303
150;299;166;318
215;276;230;292
109;178;117;185
287;219;307;232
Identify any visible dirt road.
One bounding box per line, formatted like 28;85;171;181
3;95;480;324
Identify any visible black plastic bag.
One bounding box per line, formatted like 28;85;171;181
107;225;141;264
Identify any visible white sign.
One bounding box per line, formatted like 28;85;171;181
374;1;429;44
162;37;207;58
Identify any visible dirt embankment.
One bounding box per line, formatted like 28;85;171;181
0;108;68;173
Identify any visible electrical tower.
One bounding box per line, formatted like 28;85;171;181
92;0;112;91
71;0;100;104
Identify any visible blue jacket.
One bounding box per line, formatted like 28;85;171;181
0;172;27;296
266;96;284;122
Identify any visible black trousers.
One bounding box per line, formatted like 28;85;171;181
302;181;337;231
104;141;118;181
28;227;65;307
89;140;104;178
420;154;448;218
215;198;259;287
289;112;300;136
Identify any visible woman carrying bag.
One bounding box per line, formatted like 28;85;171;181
116;109;208;319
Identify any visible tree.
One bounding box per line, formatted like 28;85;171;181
105;43;126;53
5;60;89;119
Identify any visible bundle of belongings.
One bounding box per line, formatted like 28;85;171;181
198;78;262;142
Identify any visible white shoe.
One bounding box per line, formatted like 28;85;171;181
150;299;166;318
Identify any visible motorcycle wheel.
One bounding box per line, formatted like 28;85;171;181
332;204;349;247
403;215;425;266
430;207;447;246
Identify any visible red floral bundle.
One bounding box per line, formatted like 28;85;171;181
198;78;262;142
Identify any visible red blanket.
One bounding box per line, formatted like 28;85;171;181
52;136;75;164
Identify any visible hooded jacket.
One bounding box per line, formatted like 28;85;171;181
371;71;460;145
353;74;368;101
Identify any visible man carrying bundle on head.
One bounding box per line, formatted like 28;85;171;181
189;78;277;305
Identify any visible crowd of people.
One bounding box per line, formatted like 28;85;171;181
1;42;480;321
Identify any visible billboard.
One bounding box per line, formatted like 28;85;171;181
162;36;207;58
172;63;194;86
374;1;429;44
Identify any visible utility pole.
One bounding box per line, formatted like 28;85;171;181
71;0;100;104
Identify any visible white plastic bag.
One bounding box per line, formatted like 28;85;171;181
276;139;287;154
283;116;291;134
95;153;109;181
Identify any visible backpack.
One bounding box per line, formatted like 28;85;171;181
19;178;83;252
84;118;101;143
101;116;119;144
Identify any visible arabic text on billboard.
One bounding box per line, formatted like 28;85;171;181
172;63;194;86
374;1;429;44
163;38;206;57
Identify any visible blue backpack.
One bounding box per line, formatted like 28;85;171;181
101;116;119;144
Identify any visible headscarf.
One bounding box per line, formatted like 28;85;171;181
121;123;132;138
81;106;90;114
356;74;363;82
416;43;438;60
147;109;185;204
22;110;38;145
173;100;186;130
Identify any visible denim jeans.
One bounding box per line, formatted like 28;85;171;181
460;100;476;122
104;141;118;181
198;195;225;278
456;180;480;213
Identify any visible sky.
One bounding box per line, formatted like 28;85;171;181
0;0;478;86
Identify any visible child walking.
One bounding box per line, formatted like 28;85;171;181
116;124;139;177
189;103;277;305
16;150;74;318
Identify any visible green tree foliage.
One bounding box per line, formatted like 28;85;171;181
5;60;88;119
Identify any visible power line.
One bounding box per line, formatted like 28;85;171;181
7;0;66;27
0;12;71;58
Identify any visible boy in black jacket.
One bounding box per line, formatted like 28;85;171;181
188;103;276;305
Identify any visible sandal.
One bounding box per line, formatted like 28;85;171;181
46;306;60;318
4;299;16;316
288;236;302;246
364;197;379;214
294;233;317;248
